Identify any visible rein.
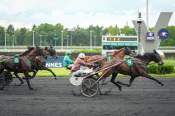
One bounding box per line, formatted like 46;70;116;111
87;57;106;64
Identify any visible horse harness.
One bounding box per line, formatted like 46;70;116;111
124;55;135;76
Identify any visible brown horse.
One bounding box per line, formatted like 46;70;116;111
84;47;131;69
0;47;47;90
0;46;57;87
99;49;164;91
111;49;164;89
82;48;132;92
28;46;57;80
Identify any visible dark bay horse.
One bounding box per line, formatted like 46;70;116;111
100;49;165;91
134;49;164;65
0;47;47;90
0;46;57;87
111;49;164;89
28;46;57;80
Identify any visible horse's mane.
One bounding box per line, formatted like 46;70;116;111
112;48;124;57
49;48;56;56
36;46;44;56
20;47;34;56
135;52;155;61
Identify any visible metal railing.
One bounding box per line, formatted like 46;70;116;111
0;46;174;53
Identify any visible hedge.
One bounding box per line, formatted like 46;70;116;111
148;64;174;74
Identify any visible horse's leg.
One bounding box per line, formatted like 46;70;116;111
142;72;164;86
112;72;130;87
30;70;37;79
127;76;136;87
24;72;34;90
14;72;24;86
41;67;57;79
0;65;4;74
110;73;122;91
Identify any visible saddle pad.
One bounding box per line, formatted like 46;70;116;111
125;56;133;67
13;56;19;64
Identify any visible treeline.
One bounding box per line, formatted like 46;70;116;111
0;23;174;46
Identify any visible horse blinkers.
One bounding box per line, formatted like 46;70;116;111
124;47;131;55
153;50;164;65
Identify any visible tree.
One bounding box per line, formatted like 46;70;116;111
16;28;27;45
107;25;120;35
0;26;5;45
120;25;136;35
7;24;15;46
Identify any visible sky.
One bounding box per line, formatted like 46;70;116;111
0;0;175;29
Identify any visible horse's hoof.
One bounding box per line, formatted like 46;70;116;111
29;88;34;90
14;83;24;86
161;83;164;86
54;77;57;80
104;90;112;95
119;87;122;91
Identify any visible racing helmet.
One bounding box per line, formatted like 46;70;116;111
78;53;85;59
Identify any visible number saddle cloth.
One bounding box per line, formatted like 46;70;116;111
124;55;134;67
13;54;20;64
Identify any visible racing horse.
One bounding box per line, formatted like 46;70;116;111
0;46;47;90
111;49;164;88
99;49;164;91
0;46;57;87
81;48;132;92
84;47;132;69
27;46;57;80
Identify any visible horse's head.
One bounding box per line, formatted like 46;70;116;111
153;49;164;65
43;46;56;57
112;47;132;59
35;46;46;57
24;46;46;59
35;56;46;68
124;47;132;55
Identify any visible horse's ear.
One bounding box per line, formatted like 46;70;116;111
45;47;48;50
153;49;157;54
28;46;33;50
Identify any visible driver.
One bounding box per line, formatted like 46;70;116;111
63;51;74;70
71;53;93;76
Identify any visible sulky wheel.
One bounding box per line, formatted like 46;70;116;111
81;77;99;97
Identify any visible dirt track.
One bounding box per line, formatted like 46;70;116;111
0;77;175;116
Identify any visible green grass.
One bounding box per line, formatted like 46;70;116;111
36;68;70;77
164;59;175;66
151;73;175;78
35;59;175;78
36;68;175;78
74;49;101;54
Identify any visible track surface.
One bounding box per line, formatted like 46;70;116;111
0;77;175;116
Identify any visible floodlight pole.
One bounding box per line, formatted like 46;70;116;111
146;0;149;29
4;29;7;49
70;31;73;46
137;12;143;54
61;30;64;49
90;30;93;49
39;35;42;46
32;30;35;47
